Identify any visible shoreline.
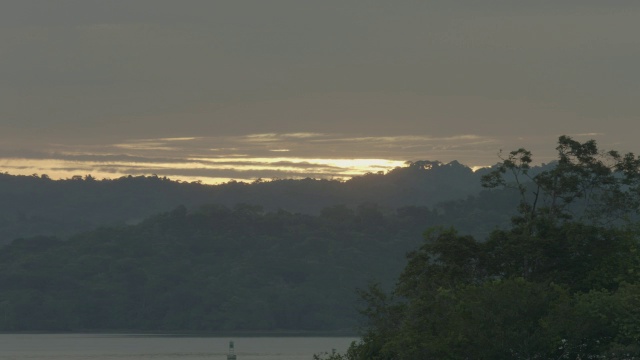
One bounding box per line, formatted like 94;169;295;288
0;330;359;337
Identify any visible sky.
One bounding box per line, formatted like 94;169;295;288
1;1;639;184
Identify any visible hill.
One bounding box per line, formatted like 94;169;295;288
0;203;438;331
0;160;489;245
0;193;521;331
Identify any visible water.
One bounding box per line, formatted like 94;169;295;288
0;334;357;360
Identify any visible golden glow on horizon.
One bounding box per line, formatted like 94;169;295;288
187;156;405;167
470;165;488;172
0;132;498;184
0;157;407;184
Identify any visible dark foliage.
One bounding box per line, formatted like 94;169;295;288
339;137;640;359
0;161;488;245
0;203;443;332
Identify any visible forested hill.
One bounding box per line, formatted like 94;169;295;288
0;160;498;244
0;157;553;332
0;203;469;332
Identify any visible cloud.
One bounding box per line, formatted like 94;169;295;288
156;137;199;142
0;156;379;184
571;133;605;137
2;131;618;185
2;1;639;182
0;133;496;183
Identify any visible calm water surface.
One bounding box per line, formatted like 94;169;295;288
0;334;357;360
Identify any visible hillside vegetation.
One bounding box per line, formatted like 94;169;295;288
0;203;447;331
326;136;640;359
0;159;530;332
0;160;488;245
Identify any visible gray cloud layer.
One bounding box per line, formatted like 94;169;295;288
1;1;639;180
0;133;500;182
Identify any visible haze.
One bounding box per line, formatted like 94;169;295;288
1;1;639;183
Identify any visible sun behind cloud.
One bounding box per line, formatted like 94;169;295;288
0;132;503;184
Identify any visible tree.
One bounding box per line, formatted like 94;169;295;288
481;135;640;226
342;136;640;359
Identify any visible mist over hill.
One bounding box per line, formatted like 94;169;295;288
0;198;518;332
0;158;564;332
0;160;515;245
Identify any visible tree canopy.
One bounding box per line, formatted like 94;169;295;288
330;136;640;360
0;203;447;332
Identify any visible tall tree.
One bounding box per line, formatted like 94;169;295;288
340;136;640;359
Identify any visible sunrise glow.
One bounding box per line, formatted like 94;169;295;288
0;156;407;184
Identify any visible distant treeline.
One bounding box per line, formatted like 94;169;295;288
0;160;505;244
